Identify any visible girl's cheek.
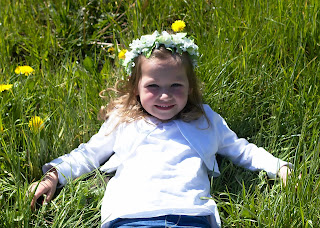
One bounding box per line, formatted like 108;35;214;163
144;87;160;95
142;90;159;100
172;88;188;97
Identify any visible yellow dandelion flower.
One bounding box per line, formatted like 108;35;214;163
15;66;34;76
107;46;115;53
171;20;186;32
118;49;127;60
0;84;13;92
28;116;44;133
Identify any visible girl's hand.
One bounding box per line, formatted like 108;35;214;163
28;168;59;210
278;165;292;186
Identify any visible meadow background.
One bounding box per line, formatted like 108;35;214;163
0;0;319;227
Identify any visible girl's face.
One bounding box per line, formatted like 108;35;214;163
137;56;190;120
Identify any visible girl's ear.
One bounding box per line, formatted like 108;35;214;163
188;87;193;95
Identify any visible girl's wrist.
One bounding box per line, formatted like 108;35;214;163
44;168;59;183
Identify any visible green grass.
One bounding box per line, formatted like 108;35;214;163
0;0;319;227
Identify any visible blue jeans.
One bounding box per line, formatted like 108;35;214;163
108;215;211;228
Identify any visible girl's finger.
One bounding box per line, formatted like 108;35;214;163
27;182;38;196
45;190;54;202
30;194;39;210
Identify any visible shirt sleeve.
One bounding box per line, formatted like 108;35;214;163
42;112;120;186
215;113;291;179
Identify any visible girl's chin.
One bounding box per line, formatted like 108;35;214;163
152;112;177;121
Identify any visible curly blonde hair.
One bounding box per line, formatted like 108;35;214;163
99;46;207;124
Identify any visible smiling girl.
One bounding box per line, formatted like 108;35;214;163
29;31;291;228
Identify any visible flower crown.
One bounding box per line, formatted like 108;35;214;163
121;31;199;75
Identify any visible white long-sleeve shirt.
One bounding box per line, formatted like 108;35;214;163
43;104;290;227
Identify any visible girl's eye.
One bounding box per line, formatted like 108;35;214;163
147;84;159;88
171;83;182;87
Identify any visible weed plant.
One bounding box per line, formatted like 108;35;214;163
0;0;319;227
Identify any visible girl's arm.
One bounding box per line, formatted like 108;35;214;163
214;112;292;182
28;114;117;208
42;112;120;186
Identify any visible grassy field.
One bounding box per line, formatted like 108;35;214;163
0;0;319;227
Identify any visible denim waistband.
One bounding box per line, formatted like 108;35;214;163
108;214;211;228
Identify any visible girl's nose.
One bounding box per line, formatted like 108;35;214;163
159;89;172;100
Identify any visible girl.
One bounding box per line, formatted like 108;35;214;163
29;31;292;228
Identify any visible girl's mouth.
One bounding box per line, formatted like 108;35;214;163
155;105;174;110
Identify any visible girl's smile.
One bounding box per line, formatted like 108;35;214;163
155;105;175;110
137;56;190;120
